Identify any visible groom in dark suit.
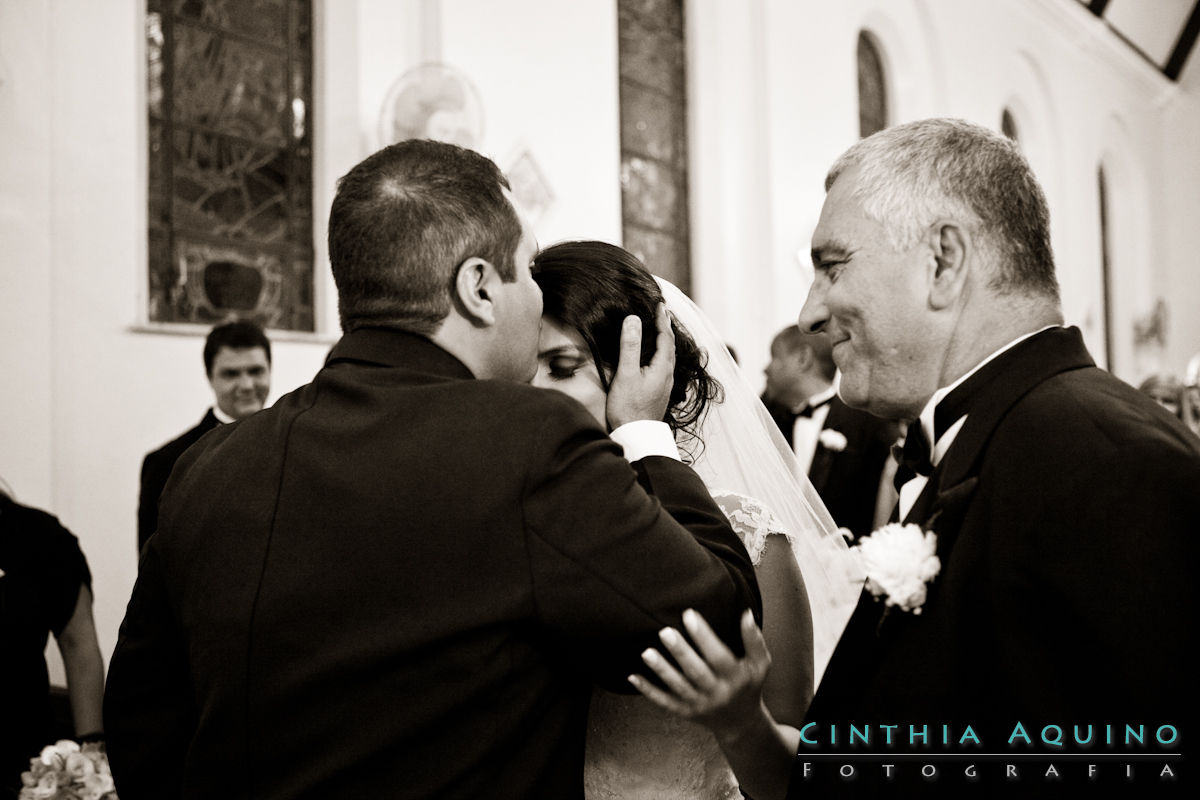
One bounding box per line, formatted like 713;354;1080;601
104;140;761;799
788;119;1198;796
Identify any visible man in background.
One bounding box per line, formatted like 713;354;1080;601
137;320;271;550
761;325;894;537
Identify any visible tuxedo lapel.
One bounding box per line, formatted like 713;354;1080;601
808;398;859;492
907;327;1093;539
813;329;1096;717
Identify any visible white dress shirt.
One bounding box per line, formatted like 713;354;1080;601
791;385;838;473
610;419;681;462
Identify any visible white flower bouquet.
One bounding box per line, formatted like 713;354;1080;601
855;522;941;614
19;740;117;800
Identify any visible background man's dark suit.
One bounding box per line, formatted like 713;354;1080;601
795;327;1198;796
105;329;761;800
136;409;219;551
765;396;893;537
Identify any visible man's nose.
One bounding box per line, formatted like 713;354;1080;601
797;283;828;334
235;373;255;390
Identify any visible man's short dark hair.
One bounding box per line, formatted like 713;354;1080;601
327;139;523;335
773;325;836;382
204;321;272;377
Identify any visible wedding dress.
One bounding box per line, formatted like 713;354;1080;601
583;280;864;799
584;491;788;800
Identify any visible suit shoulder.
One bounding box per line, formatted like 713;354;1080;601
143;413;218;464
463;378;602;432
993;368;1200;487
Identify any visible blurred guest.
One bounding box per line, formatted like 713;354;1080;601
1;486;105;793
1137;372;1184;418
761;325;894;537
137;320;272;551
1184;354;1200;437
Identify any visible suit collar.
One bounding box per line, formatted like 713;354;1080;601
325;327;475;380
903;326;1094;527
936;326;1093;491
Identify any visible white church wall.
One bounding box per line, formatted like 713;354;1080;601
691;0;1199;386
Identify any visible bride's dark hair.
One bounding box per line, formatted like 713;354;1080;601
532;241;722;451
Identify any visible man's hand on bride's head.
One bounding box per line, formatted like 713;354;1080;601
606;303;676;430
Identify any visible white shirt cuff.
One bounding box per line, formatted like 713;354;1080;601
610;420;681;463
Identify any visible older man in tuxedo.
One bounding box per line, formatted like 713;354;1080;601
104;140;760;800
633;119;1197;799
785;117;1198;796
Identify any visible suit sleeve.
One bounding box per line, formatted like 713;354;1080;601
521;406;762;691
136;454;161;553
103;538;195;799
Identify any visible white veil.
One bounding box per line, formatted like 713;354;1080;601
656;277;864;684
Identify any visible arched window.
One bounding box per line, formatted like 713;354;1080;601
857;32;888;138
1001;108;1019;143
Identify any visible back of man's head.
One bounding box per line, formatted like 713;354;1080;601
204;320;272;377
773;325;836;383
327;139;523;335
827;117;1059;302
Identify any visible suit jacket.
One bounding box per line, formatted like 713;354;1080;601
792;327;1199;797
105;328;761;800
137;409;221;551
765;395;894;537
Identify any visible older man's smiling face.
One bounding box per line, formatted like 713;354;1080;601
798;167;938;419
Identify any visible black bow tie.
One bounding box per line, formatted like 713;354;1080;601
891;347;1019;493
892;420;933;492
796;396;833;418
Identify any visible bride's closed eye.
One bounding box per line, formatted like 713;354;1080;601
546;356;587;380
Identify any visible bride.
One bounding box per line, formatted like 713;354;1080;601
530;241;862;799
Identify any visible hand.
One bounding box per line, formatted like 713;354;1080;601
605;303;676;430
628;608;772;737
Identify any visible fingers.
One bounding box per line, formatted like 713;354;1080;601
647;303;676;374
658;627;719;693
739;608;772;673
681;608;739;674
628;673;692;717
616;314;643;378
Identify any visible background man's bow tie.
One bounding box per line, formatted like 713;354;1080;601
795;396;833;418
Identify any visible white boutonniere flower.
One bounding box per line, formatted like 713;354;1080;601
855;522;940;614
818;428;848;452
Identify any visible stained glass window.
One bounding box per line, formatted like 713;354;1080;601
618;0;691;294
857;32;888;139
147;0;314;331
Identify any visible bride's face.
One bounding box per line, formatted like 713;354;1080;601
531;317;608;427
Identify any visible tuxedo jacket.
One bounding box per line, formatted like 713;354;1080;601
105;328;761;800
766;395;893;537
137;409;220;551
793;327;1199;797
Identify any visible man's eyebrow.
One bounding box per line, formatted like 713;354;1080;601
810;242;852;265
